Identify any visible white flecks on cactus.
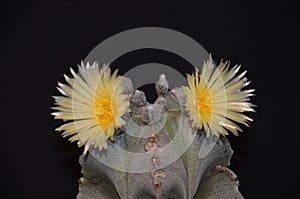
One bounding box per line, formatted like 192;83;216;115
199;133;219;159
155;74;169;95
140;122;164;138
130;90;147;106
155;97;169;110
171;87;186;108
142;104;164;125
120;76;134;95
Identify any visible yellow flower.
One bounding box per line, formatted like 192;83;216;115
183;57;255;137
52;63;130;153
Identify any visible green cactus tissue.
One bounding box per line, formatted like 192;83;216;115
52;56;255;199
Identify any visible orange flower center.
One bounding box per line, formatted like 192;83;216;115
94;99;114;130
197;93;212;122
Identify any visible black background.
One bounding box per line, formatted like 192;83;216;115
1;0;299;198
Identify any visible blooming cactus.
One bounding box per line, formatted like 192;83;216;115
52;58;254;199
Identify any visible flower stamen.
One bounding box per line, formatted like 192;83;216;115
197;92;212;123
94;99;114;131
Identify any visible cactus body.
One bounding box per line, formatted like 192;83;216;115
76;89;244;199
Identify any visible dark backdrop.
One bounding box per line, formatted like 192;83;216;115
1;0;299;198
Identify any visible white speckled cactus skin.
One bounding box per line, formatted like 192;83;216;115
76;81;244;199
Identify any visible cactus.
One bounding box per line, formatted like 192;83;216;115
76;88;243;199
52;59;254;199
